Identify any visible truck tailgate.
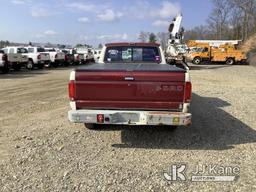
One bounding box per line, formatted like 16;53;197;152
74;64;186;111
40;53;50;61
7;53;20;63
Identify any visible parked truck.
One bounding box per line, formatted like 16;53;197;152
68;42;192;129
23;47;51;69
0;50;9;73
44;48;65;67
1;47;28;70
75;46;94;63
60;49;85;66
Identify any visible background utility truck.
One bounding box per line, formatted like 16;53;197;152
186;40;247;65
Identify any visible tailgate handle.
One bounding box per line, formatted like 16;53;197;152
124;77;134;81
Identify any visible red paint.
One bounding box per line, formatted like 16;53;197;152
74;71;186;110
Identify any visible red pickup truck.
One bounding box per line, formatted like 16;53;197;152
68;43;192;129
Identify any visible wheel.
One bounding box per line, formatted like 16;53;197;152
26;60;34;70
84;123;97;130
192;57;201;65
226;58;235;65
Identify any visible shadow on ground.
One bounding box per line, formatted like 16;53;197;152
105;93;256;150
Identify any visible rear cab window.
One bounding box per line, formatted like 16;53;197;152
104;46;161;63
37;48;45;53
45;49;55;52
28;48;34;53
17;48;28;53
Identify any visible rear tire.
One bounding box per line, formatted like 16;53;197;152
193;57;201;65
84;123;97;130
26;60;34;70
226;58;235;65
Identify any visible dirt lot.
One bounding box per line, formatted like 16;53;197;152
0;64;255;192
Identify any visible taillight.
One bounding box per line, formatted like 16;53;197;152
55;54;58;59
184;82;192;103
37;54;41;60
76;55;80;60
69;80;75;101
65;54;68;61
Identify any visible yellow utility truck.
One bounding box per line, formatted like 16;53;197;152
186;40;247;65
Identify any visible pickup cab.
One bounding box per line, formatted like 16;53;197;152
1;47;28;71
68;43;192;129
0;50;9;73
23;47;51;69
44;48;65;67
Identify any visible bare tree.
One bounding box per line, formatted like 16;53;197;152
207;0;230;40
184;25;216;41
138;31;149;42
157;32;169;50
228;0;256;40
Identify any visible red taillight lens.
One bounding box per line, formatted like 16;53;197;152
68;80;75;100
97;114;104;123
65;54;68;61
37;54;41;60
76;55;80;60
184;82;192;103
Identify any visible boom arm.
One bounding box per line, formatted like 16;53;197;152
168;14;184;44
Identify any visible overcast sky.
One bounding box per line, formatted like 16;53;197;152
0;0;212;46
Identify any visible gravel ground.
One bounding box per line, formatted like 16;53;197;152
0;64;255;192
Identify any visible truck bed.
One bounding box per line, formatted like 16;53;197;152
73;63;187;111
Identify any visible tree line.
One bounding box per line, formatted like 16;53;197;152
186;0;256;41
138;0;256;47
